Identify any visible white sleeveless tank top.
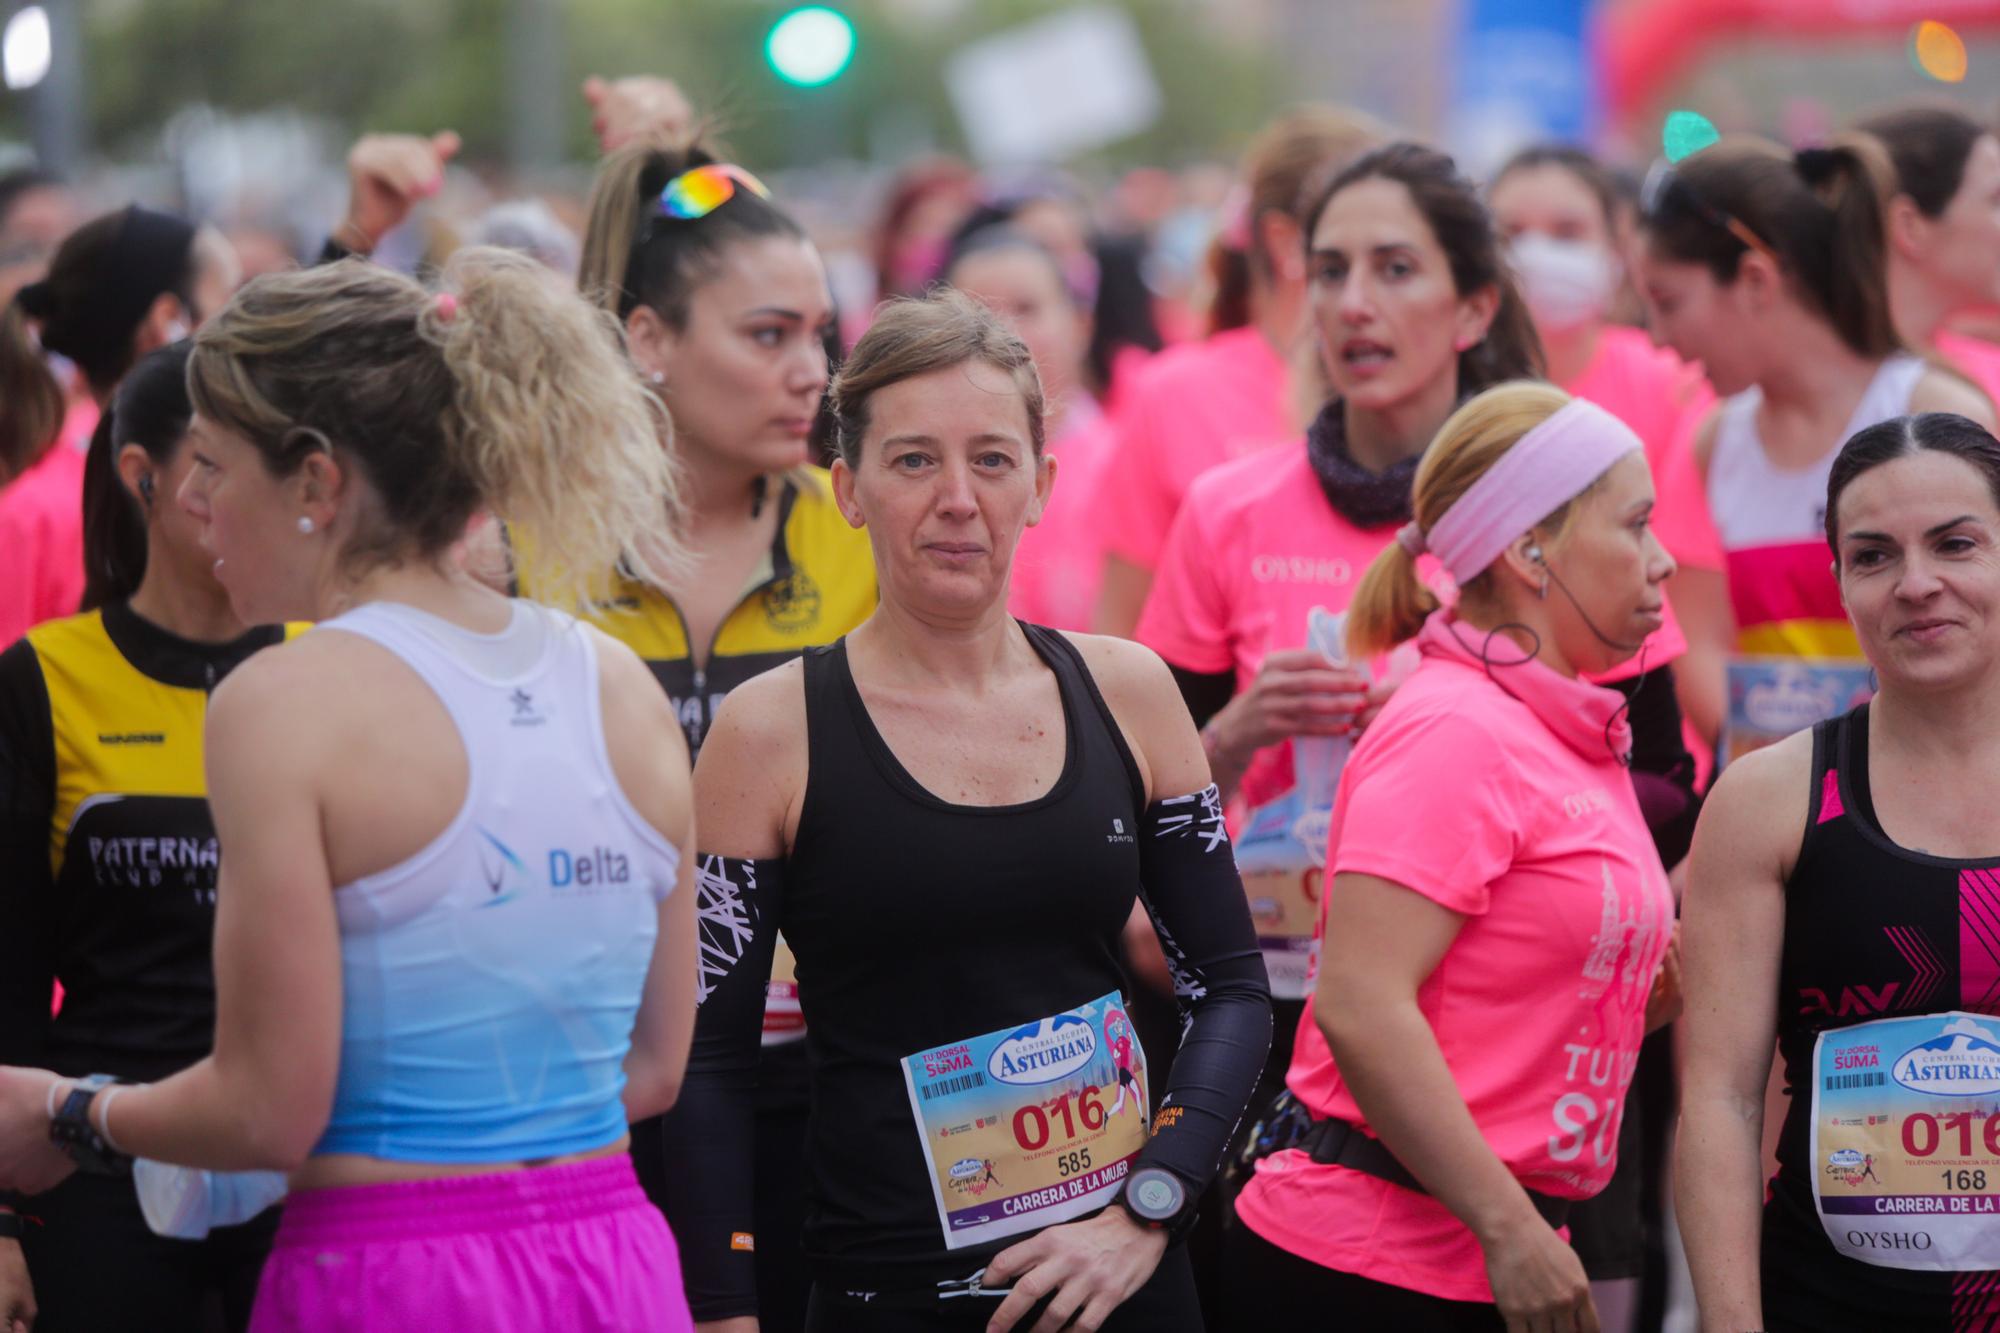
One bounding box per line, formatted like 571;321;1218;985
1706;354;1926;550
312;599;680;1163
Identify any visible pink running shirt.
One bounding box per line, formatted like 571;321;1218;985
0;403;95;647
1089;325;1292;572
1009;397;1118;632
1234;611;1673;1303
1937;330;2000;410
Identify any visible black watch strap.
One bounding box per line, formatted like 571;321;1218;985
47;1074;131;1178
0;1210;25;1240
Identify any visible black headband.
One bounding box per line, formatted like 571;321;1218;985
19;205;197;365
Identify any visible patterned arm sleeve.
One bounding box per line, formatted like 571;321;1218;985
650;854;783;1323
1129;785;1272;1193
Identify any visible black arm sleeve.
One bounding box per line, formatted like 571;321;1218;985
1164;664;1236;732
0;638;56;1072
655;854;783;1323
1131;785;1272;1194
1608;662;1702;871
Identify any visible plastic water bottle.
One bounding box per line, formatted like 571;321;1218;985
1289;606;1361;867
134;1159;288;1240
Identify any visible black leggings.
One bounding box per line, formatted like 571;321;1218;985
19;1172;277;1333
1221;1220;1505;1333
804;1244;1203;1331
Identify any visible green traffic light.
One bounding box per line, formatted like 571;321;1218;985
767;6;855;88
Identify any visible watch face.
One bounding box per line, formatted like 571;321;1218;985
1131;1172;1182;1218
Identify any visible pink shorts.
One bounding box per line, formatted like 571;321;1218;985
249;1154;693;1333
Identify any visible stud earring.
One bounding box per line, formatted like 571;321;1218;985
648;370;665;386
297;515;315;535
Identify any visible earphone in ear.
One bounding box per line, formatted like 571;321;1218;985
1526;544;1544;564
138;474;155;503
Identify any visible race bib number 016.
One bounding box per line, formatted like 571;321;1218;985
1811;1011;2000;1270
899;991;1148;1251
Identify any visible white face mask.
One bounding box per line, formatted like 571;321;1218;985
1508;232;1620;334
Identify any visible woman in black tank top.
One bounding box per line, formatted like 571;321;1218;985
684;292;1270;1331
1679;412;2000;1333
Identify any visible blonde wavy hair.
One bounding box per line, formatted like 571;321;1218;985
1347;380;1596;658
187;249;686;607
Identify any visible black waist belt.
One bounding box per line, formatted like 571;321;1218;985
1298;1115;1571;1229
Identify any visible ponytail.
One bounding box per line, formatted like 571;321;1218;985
1645;134;1902;360
578;138;802;328
435;247;687;605
1346;380;1574;659
78;411;140;610
0;297;64;482
1347;541;1440;660
1793;135;1901;359
189;251;687;610
81;340;196;611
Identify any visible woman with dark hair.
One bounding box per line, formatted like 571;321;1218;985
1680;411;2000;1331
1856;103;2000;406
0;342;288;1333
1221;381;1678;1330
568;139;876;1333
0;206;240;646
1636;134;1994;760
1089;105;1386;639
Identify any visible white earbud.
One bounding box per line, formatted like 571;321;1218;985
297;515;316;535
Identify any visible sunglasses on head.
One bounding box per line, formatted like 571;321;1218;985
1640;159;1780;268
652;163;771;223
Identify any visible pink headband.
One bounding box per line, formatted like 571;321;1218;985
1396;398;1643;584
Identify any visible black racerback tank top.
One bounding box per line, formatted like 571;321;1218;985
785;623;1151;1291
1764;704;2000;1330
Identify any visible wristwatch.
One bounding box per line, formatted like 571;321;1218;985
48;1074;130;1177
1115;1167;1197;1242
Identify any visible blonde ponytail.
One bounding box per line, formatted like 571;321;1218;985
189;251;686;609
1346;542;1439;660
435;246;687;607
1346;380;1575;659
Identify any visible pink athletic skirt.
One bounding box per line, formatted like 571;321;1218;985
248;1155;693;1332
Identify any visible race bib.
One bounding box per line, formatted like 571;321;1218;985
1811;1011;2000;1270
1724;657;1874;767
899;992;1148;1250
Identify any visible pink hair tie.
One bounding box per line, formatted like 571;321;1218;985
1395;522;1427;557
434;292;459;323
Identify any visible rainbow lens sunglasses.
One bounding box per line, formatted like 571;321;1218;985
656;163;771;221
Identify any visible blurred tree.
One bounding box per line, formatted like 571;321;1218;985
0;0;1282;172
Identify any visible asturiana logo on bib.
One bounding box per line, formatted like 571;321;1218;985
988;1014;1098;1086
1891;1017;2000;1096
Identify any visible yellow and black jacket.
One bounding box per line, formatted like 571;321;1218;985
525;468;877;758
0;603;290;1080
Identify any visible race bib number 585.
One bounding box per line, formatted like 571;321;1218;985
900;992;1148;1250
1812;1011;2000;1270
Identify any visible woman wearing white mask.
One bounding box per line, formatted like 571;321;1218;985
1491;146;1727;754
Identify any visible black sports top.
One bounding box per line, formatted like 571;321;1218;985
1764;704;2000;1330
682;623;1271;1306
0;603;288;1080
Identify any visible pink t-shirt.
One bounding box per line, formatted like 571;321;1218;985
1136;443;1680;994
0;404;95;648
1565;325;1721;573
1234;611;1674;1304
1090;324;1292;572
1938;330;2000;410
1009;397;1118;633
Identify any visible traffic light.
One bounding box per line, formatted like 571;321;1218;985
766;6;854;88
